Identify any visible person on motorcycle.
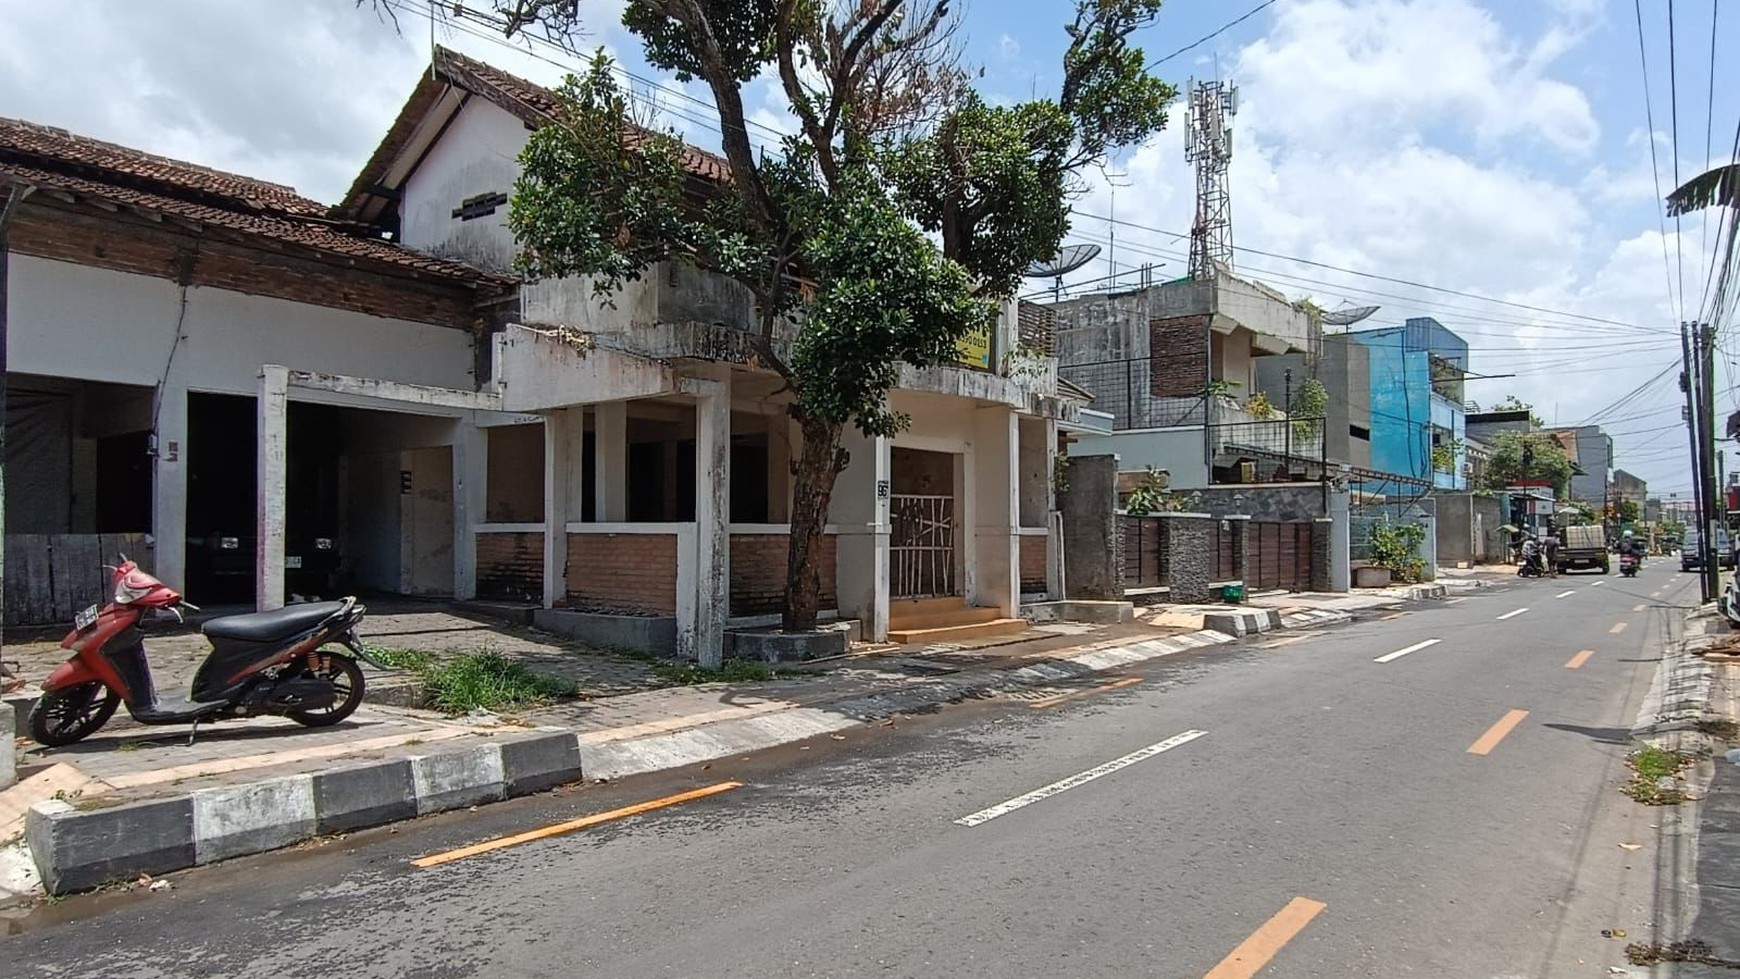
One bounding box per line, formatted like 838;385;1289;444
1520;536;1542;577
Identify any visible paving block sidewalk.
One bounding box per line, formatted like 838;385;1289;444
2;602;1360;897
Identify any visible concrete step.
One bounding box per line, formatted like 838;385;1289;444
888;596;969;618
886;617;1030;645
888;605;1006;631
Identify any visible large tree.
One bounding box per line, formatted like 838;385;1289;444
394;0;1173;637
1477;429;1574;498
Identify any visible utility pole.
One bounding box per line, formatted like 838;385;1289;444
1682;323;1713;602
1701;322;1723;603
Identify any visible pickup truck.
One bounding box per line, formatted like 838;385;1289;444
1555;524;1609;574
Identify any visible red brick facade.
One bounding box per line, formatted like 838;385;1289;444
1149;314;1211;398
1019;534;1049;595
1016;300;1055;355
729;533;838;616
8;210;481;331
474;532;543;602
565;533;679;616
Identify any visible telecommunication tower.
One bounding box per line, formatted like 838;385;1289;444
1184;78;1239;279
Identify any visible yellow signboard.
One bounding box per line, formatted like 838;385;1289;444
956;321;993;370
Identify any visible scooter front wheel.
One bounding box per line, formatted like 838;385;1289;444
28;682;120;747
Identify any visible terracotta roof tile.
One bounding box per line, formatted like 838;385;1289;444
0;116;328;217
0;157;512;288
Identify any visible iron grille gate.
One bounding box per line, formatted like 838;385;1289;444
891;494;957;598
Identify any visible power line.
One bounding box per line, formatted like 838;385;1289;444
1146;0;1283;68
1669;0;1687;320
1633;0;1686;325
1073;211;1672;334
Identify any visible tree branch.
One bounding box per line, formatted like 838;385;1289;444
775;0;839;187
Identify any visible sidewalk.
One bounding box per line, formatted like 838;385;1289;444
1;598;1367;897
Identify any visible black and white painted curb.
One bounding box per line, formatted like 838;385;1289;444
20;605;1363;895
25;730;581;895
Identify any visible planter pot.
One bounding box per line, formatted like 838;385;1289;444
1353;566;1393;588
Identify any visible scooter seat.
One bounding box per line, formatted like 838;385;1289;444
203;602;347;643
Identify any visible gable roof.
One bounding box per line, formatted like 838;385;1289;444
0;116;512;289
335;46;731;228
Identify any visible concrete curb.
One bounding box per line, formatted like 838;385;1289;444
1408;583;1449;600
1200;608;1283;637
25;730;583;895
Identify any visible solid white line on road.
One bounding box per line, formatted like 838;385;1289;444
1592;580;1607;587
1496;608;1530;620
1375;638;1442;664
1444;597;1468;604
954;730;1207;827
1554;590;1576;599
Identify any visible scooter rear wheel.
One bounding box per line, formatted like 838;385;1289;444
28;682;120;747
287;653;365;727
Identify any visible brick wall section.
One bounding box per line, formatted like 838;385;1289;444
1165;515;1216;603
9;210;479;331
729;534;838;616
1019;534;1049;594
1017;300;1055;355
565;534;679;616
474;532;543;602
1149;314;1211;398
1310;518;1334;592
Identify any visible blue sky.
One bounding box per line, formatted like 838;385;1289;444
0;0;1731;499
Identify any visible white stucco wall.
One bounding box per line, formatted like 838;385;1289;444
8;254;481;594
1067;427;1211;489
400;97;529;272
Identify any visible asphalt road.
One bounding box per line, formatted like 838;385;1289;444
1;567;1702;978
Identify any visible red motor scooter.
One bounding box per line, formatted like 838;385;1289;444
27;557;377;747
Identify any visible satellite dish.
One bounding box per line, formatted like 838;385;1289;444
1321;305;1380;326
1025;243;1103;278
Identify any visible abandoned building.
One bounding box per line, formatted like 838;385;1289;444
2;48;1089;662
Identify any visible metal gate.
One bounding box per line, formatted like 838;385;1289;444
1249;521;1314;592
891;494;957;598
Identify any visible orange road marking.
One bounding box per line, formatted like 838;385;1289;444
411;781;743;868
1610;622;1628;634
1565;650;1594;669
1468;709;1530;756
1203;896;1328;979
1030;676;1142;709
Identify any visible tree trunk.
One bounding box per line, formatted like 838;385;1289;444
783;414;845;632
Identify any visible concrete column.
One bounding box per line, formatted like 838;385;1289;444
1164;513;1215;604
1224;513;1252;586
1057;454;1121;600
689;377;730;666
451;420;486;601
834;427;891;641
152;384;188;590
971;406;1020;616
593;401;627;522
256;366;289;612
542;408;576;608
1327;489;1351;592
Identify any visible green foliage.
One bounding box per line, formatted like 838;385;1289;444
1430;438;1462;475
1368;520;1427;582
1625;745;1690;805
1289;376;1328;443
1245;391;1275;419
421;651;578;715
1206;378;1241;400
1617;499;1642;523
1124;468;1198;516
1477;430;1573;497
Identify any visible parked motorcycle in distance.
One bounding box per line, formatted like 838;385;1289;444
1517;538;1546;578
1620;552;1640;578
27;557;379;747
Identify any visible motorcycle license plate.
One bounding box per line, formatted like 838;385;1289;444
74;604;99;631
285;555;303;569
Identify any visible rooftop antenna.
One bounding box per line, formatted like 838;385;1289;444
1024;244;1105;301
1185;77;1239;279
1104;167;1131;289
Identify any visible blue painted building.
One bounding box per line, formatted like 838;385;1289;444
1348;318;1470;490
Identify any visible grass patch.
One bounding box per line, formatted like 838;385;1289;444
364;645;435;672
1624;744;1692;805
1696;718;1740;740
610;649;807;686
421;652;578;715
